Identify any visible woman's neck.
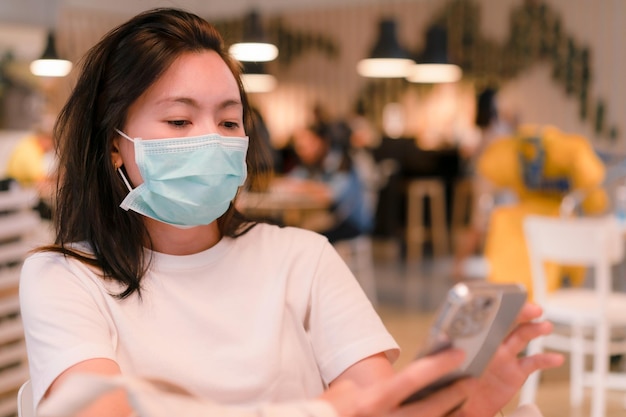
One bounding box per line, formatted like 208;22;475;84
145;219;222;255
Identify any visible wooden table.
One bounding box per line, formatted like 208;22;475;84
237;189;331;228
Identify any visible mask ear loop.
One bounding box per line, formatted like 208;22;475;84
114;129;135;192
117;166;134;192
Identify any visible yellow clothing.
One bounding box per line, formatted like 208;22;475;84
478;125;607;299
5;135;48;187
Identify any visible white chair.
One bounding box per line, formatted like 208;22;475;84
0;186;40;417
17;380;34;417
519;214;626;417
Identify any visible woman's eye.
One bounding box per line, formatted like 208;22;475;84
167;120;189;127
222;121;240;130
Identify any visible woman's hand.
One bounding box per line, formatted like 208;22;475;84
459;302;564;417
320;303;562;417
320;348;478;417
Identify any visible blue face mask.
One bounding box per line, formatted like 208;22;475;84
116;129;248;227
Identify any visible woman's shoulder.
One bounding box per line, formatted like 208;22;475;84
20;243;99;289
23;242;92;265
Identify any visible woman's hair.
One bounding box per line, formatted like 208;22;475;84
43;8;268;298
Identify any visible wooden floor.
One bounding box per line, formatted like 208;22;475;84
370;243;626;417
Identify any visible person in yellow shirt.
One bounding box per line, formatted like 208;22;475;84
6;128;54;187
478;124;607;299
5;119;56;218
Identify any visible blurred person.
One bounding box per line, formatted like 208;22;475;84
479;124;607;298
347;100;385;192
5;115;57;218
281;122;374;242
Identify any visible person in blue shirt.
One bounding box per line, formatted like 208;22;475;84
286;122;373;242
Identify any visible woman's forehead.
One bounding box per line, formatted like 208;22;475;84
139;51;240;109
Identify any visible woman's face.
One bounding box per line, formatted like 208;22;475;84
112;50;245;188
293;128;326;166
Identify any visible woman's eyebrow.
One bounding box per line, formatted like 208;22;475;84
155;96;198;107
154;97;242;110
217;99;243;110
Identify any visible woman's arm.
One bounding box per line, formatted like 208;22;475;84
329;352;395;388
40;349;475;417
47;358;132;417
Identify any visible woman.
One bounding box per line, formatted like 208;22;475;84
19;8;561;417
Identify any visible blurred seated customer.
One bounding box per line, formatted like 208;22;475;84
5;116;57;219
479;124;608;299
346;100;386;195
279;123;373;242
247;106;282;192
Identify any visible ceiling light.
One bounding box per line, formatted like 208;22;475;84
406;24;462;84
407;64;462;83
357;19;415;78
30;31;72;77
229;10;278;62
241;62;277;93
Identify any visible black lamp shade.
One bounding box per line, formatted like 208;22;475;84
242;10;267;43
39;32;61;60
369;19;411;60
419;24;451;64
357;18;415;78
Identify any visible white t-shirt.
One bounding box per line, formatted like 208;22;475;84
19;223;399;409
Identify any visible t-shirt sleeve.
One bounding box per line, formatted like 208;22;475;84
19;252;118;409
306;240;400;384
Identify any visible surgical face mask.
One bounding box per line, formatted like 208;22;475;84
115;129;248;227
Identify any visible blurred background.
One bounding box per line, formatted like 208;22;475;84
1;0;624;150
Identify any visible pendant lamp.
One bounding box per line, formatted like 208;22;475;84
406;24;462;84
357;19;415;78
30;31;72;77
241;61;277;93
229;10;278;63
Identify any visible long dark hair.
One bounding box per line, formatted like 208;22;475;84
42;8;267;298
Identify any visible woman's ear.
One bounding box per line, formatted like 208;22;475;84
111;137;123;169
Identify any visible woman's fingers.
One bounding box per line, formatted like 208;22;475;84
320;348;470;417
514;302;543;324
503;319;553;356
391;378;478;417
517;352;565;375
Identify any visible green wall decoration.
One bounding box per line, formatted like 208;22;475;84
442;0;616;140
354;0;617;142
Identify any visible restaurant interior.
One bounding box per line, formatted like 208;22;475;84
1;0;626;416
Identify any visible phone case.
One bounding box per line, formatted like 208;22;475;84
401;281;527;405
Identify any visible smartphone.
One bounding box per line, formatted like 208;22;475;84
401;281;527;405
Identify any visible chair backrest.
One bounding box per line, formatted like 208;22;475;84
0;187;40;416
17;380;34;417
523;214;623;305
